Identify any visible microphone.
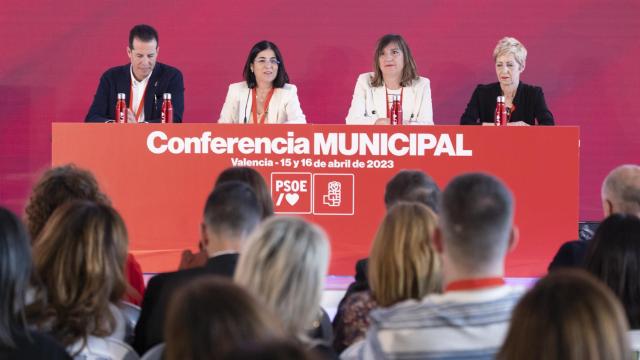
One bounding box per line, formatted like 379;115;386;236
243;88;250;124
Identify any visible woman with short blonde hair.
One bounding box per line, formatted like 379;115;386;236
461;36;554;126
234;216;330;351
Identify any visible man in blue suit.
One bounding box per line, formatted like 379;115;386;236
85;24;184;123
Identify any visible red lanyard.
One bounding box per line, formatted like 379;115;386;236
445;277;505;292
252;87;276;124
385;87;403;119
129;83;148;122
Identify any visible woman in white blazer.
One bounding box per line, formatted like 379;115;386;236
346;34;433;125
219;41;306;124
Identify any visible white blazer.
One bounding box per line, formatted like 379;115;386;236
218;82;306;124
345;72;434;125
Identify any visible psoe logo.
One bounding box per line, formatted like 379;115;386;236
271;172;312;214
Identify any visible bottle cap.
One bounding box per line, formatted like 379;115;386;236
163;93;171;100
117;93;126;100
497;96;505;103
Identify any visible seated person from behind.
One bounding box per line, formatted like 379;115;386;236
460;37;554;126
85;24;184;123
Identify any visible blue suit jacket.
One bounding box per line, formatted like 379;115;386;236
85;62;184;123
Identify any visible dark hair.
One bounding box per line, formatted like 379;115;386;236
129;24;159;49
440;173;514;270
0;207;32;349
222;340;316;360
498;270;630;360
164;277;284;360
370;34;419;87
243;41;289;88
204;181;262;237
27;201;128;348
585;214;640;328
215;167;274;218
384;170;441;212
25;164;110;241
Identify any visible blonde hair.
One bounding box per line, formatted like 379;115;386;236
369;202;441;307
27;201;128;348
493;37;527;69
235;216;329;343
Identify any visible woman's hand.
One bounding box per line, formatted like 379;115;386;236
374;118;391;125
507;121;530;126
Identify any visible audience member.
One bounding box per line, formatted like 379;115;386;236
179;166;274;270
584;214;640;329
234;216;336;359
134;181;262;354
222;339;318;360
549;164;640;270
163;277;284;360
342;173;522;359
498;270;630;360
27;201;133;357
333;203;441;353
0;207;71;359
24;164;145;304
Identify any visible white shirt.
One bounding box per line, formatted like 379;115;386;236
130;66;152;123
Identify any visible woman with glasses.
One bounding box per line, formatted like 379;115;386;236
219;40;306;124
346;34;433;125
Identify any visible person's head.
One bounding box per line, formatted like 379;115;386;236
222;340;316;360
584;214;640;328
25;164;109;242
28;201;128;347
243;41;289;89
369;202;441;307
235;216;330;341
384;169;441;212
498;270;630;360
164;277;284;360
127;24;159;81
493;37;527;88
201;181;262;255
0;207;32;349
371;34;418;88
215;167;274;218
601;164;640;217
436;173;517;278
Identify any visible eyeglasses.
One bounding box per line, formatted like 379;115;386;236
254;58;280;65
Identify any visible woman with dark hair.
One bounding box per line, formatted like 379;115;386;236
0;207;71;359
164;277;285;360
27;201;136;358
585;214;640;329
498;270;630;360
346;34;433;125
219;40;306;124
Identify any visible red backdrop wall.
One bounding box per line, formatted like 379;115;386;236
1;0;639;225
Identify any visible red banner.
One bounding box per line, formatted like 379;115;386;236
52;124;579;277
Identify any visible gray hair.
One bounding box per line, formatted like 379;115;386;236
602;164;640;216
493;37;527;69
440;173;514;272
234;216;330;342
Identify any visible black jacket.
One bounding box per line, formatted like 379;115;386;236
460;82;554;125
85;63;184;123
133;253;238;354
